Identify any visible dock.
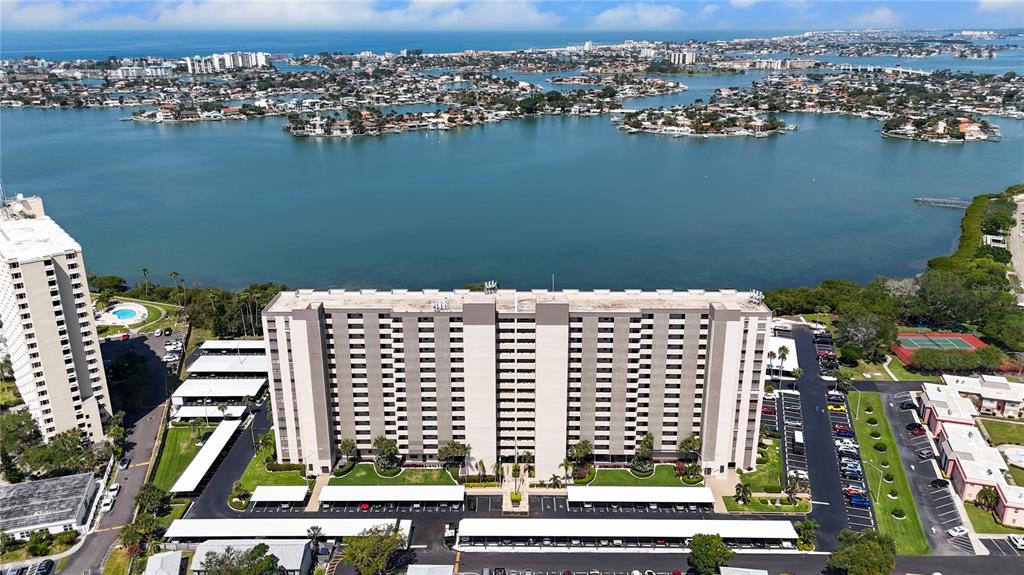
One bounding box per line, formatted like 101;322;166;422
914;197;972;209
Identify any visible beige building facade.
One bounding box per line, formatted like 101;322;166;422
0;195;110;442
262;288;770;479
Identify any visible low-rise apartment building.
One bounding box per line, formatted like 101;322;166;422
262;288;771;479
939;374;1024;418
920;382;977;436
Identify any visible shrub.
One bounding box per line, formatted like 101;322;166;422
892;508;906;519
630;458;654;474
53;531;78;547
510;491;522;504
756;457;768;465
764;485;783;493
267;462;304;472
333;459;356;477
884;473;895;482
576;467;596;485
682;475;704;485
463;481;499;488
881;460;890;468
26;542;50;557
870;431;882;439
866;417;878;425
375;463;401;477
888;489;898;498
873;442;888;453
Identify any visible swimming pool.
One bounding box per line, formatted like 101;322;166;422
112;308;137;320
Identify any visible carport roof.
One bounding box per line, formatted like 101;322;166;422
187;354;267;374
170;419;241;493
566;486;714;504
165;518;410;540
172;378;266;398
455;518;798;540
318;485;465;502
250;485;310;503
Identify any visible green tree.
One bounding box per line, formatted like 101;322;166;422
201;542;281;575
687;533;736;575
95;289;116;310
795;518;820;548
0;447;23;483
106;411;127;459
372;435;399;469
436;440;470;470
0;355;12;380
976;486;1000;512
339;437;358;461
776;345;790;379
139;267;150;296
734;482;752;504
834;308;896;363
826;529;897;575
231;481;251;503
307;525;324;553
678;433;702;455
341;525;405;575
568;440;593;465
136;482;169;514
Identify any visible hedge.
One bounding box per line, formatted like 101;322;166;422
268;462;304;472
333;459;356;477
874;442;888;453
764;485;783;493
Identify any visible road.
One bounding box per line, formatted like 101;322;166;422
1010;196;1024;294
58;333;174;574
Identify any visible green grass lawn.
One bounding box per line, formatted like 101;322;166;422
186;327;216;356
724;496;810;513
1008;465;1024;486
849;391;931;555
964;502;1024;534
156;502;188;530
588;464;684;487
152;426;215;491
328;463;455;486
740;438;783;492
0;378;22;408
886;357;940;383
102;549;133;575
978;417;1024;446
238;445;310;492
839;360;893;382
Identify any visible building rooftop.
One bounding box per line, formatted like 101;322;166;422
200;339;267;351
921;383;978;421
186;355;268;374
0;472;95;533
142;551;183;575
266;288;770;315
192;540;308;572
941;374;1024;403
165;518;411;541
172;378;267;398
0;197;80;264
942;423;1006;470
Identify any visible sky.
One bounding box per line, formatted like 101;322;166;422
1;0;1022;31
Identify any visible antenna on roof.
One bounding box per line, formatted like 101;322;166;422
749;290;764;305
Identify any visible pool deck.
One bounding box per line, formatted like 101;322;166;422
97;302;149;327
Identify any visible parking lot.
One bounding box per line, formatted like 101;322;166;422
776;391;808;485
882;389;975;555
982;538;1024;556
827;393;875;532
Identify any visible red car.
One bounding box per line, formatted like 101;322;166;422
120;333;130;341
833;424;853;432
359;503;370;510
910;427;927;437
843;486;866;497
762;406;777;415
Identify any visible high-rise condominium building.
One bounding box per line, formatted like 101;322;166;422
262;289;770;479
0;195;110;442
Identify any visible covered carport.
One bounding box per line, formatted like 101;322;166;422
249;485;310;512
566;485;715;512
317;485;465;510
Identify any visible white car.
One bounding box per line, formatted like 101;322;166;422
763;391;778;400
1009;534;1024;550
946;526;968;538
162;353;181;363
100;497;114;512
152;329;162;337
107;483;121;499
788;469;809;480
164;341;183;351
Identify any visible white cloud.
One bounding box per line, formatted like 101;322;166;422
977;0;1024;12
700;3;719;17
1;0;564;30
729;0;760;8
854;6;900;28
590;3;686;30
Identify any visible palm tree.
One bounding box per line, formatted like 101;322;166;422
306;525;323;553
766;351;777;381
549;474;563;488
777;345;790;381
560;458;573;481
217;401;228;422
476;459;486;482
735;482;752;504
140;267;149;296
492;460;504;484
338;437;357;462
189;418;204;444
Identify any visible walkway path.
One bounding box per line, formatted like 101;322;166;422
882;355;899;381
307;474;330;512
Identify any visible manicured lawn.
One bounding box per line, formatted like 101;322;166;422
328;463;455;486
887;357;940;383
102;548;133;575
724;496;810;513
978;417;1024;446
152;426;214;491
740;438;783;492
839;360;893;382
849;391;931;555
964;502;1024;534
1008;465;1024;486
238;445;310;492
0;378;21;407
156;502;188;530
588;464;684;487
0;546;28;563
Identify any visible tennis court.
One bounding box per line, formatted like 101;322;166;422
897;335;977;350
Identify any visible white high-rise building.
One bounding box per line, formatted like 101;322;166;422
263;288;770;479
0;195;110;442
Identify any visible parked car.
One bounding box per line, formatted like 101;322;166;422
100;497;114;512
359;503;370;510
152;329;163;337
787;469;809;481
849;496;871;509
910;426;927;437
35;560;54;575
785;419;803;429
838;449;859;459
946;526;968;537
930;478;950;489
827;404;847;412
827;393;846;404
833;424;853;432
162;353;180;363
906;422;924;431
835;439;859;449
1008;534;1024;550
108;483;121;499
899;401;917;410
835;429;856;438
842;470;864;480
763;391;778;400
6;567;27;575
917;448;935;459
761;406;777;415
118;457;130;470
120;333;130;341
843;486;867;497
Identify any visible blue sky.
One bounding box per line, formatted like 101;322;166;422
2;1;1022;31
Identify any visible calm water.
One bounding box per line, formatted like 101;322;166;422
3;100;1022;291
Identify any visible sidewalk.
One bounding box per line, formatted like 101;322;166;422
306;474;330;512
705;469;739;513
